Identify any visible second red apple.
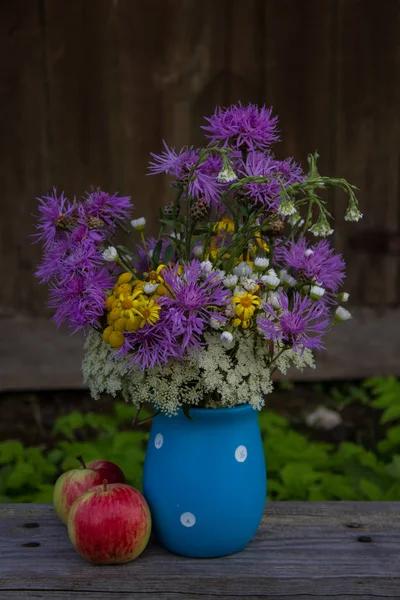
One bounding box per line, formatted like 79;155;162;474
53;456;125;523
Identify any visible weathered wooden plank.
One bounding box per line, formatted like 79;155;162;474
226;0;263;105
0;0;50;317
0;503;399;599
150;0;227;188
334;0;400;306
264;0;334;174
44;0;121;194
1;307;400;391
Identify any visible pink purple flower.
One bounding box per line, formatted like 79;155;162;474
240;151;281;209
149;143;223;205
202;102;279;151
49;268;113;332
83;190;132;226
161;260;229;351
34;188;132;331
276;238;345;292
34;189;75;248
121;314;182;370
257;292;329;351
148;142;198;179
272;158;305;185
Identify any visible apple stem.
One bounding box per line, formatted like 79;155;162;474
76;455;86;469
103;479;108;493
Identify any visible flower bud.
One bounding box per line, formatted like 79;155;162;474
335;306;352;322
223;274;238;289
193;245;204;258
220;331;234;346
233;262;253;278
131;217;146;231
143;283;158;295
200;260;213;274
310;285;325;300
102;246;118;262
217;166;237;183
254;257;270;270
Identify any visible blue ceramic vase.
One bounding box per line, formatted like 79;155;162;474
142;404;267;558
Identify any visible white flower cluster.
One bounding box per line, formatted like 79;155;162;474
197;331;273;409
82;320;317;416
274;346;316;375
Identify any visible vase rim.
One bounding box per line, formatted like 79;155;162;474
181;403;258;419
190;403;254;412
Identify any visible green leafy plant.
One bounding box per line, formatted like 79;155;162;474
1;378;400;503
0;402;149;503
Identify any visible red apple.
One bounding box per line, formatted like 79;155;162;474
67;481;152;564
87;459;125;484
53;456;125;524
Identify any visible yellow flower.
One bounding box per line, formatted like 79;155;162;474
255;232;269;253
105;295;116;311
118;272;133;285
113;318;127;332
109;330;125;348
103;326;114;343
231;292;261;321
113;282;132;297
125;316;142;332
213;217;235;234
134;298;161;328
232;316;251;329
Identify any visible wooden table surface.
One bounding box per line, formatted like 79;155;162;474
0;502;399;599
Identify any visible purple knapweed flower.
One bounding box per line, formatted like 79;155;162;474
121;313;182;370
148;142;198;179
202;102;279;151
257;292;329;352
276;238;345;292
34;189;75;248
161;260;229;351
272;158;305;185
49;268;112;332
83;190;132;226
240;151;281;209
149;143;223;205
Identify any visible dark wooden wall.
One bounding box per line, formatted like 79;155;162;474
1;0;399;389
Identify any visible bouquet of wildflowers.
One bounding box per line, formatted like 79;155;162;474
35;103;362;416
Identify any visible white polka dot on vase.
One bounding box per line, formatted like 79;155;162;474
235;445;247;462
180;512;196;527
154;433;163;449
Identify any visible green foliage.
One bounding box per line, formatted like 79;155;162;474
1;378;400;503
0;402;148;503
259;408;400;501
364;376;400;424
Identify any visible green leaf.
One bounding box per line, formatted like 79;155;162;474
53;412;85;439
114;402;140;425
85;413;117;433
381;403;400;424
359;479;383;501
0;440;24;464
116;245;139;260
112;431;146;453
6;461;36;489
386;455;400;480
163;245;175;264
152;239;163;265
